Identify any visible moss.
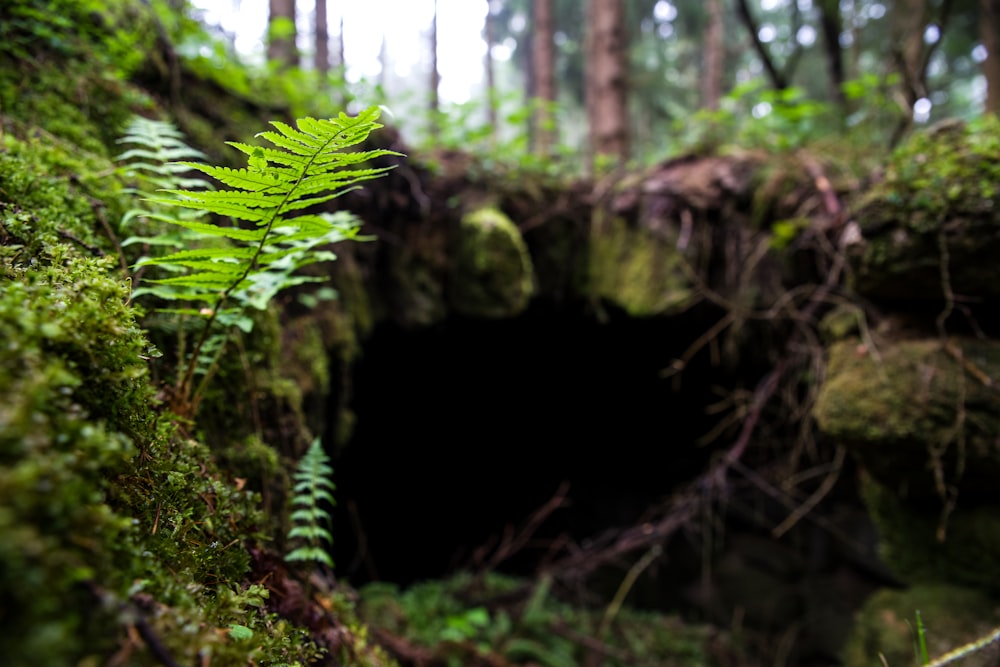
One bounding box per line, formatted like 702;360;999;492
588;214;693;317
451;207;535;318
813;337;1000;501
360;573;709;666
842;584;1000;667
817;304;863;343
850;117;1000;301
861;477;1000;592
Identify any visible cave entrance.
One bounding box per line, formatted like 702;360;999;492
330;300;742;587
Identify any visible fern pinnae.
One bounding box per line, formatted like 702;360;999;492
286;438;336;568
142;107;401;410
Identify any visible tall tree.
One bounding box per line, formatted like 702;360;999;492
585;0;629;164
702;0;724;111
314;0;329;76
734;0;803;90
429;0;440;137
817;0;846;109
532;0;557;155
889;0;954;140
483;0;500;145
981;0;1000;113
267;0;298;69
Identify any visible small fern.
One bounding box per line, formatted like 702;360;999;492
118;106;400;415
287;438;336;568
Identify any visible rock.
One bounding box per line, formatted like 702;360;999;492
848;117;1000;305
450;207;535;319
842;584;1000;667
861;477;1000;593
587;214;694;317
813;336;1000;503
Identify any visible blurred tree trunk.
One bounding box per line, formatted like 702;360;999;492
533;0;556;155
267;0;298;69
484;0;499;145
889;0;953;142
314;0;329;76
817;0;846;109
335;12;345;69
378;33;388;90
585;0;629;165
734;0;802;90
982;0;1000;113
702;0;723;111
429;0;440;137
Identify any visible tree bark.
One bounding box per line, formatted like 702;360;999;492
267;0;298;69
335;12;345;69
429;0;440;137
533;0;556;155
982;0;1000;114
702;0;724;111
484;0;499;145
314;0;329;76
734;0;804;91
817;0;845;109
585;0;629;165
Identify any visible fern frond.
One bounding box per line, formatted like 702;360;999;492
117;106;400;416
286;438;336;568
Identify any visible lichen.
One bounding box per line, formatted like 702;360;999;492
451;207;536;318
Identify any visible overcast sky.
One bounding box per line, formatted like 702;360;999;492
191;0;490;103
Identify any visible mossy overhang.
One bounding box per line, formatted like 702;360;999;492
813;336;1000;503
450;206;536;319
847;117;1000;303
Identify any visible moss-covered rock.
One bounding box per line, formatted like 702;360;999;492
849;117;1000;303
588;213;694;317
451;207;535;319
861;477;1000;592
842;584;1000;667
813;336;1000;502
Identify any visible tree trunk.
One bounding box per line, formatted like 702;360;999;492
702;0;724;111
585;0;629;165
533;0;556;155
817;0;846;110
267;0;298;69
982;0;1000;114
429;0;440;137
335;12;345;69
484;0;499;145
314;0;329;76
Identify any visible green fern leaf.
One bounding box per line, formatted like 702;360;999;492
178;163;283;191
286;438;336;569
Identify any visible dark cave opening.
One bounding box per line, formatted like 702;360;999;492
329;300;761;588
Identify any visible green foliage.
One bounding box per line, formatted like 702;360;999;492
121;106;400;415
681;78;833;152
286;438;336;568
915;610;930;665
360;573;708;667
871;116;1000;225
0;250;141;666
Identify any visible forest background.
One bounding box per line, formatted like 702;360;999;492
193;0;991;167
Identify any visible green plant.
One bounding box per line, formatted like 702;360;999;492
286;438;336;567
120;106;400;416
